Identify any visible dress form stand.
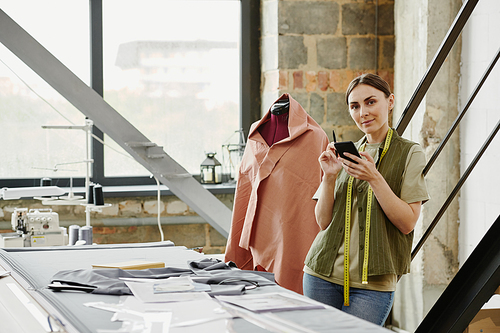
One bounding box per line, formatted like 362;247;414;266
258;97;290;146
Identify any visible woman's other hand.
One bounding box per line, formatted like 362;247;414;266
319;143;343;177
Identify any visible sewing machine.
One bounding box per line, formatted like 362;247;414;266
0;208;67;247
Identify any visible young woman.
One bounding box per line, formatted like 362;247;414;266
303;73;429;325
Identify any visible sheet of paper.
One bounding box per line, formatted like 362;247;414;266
125;281;211;303
215;292;325;313
119;296;233;332
152;276;210;294
164;298;233;331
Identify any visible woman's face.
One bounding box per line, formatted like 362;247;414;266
347;84;394;142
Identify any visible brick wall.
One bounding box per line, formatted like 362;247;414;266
0;193;232;254
262;0;395;141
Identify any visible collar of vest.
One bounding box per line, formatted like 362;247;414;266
355;128;400;167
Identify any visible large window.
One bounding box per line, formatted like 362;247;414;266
0;0;245;189
102;0;241;177
0;1;89;182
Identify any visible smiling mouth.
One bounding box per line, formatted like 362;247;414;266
362;119;374;125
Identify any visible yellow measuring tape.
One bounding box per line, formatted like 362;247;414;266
343;128;393;306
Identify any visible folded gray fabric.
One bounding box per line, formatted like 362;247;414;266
49;258;276;296
188;257;234;270
192;270;276;287
50;267;193;295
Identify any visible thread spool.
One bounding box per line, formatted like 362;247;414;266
93;184;104;206
78;226;93;246
68;225;80;245
40;178;52;187
40;178;52;198
87;183;94;204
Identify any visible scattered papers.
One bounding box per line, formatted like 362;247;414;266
85;298;172;333
216;292;325;313
86;296;234;333
85;274;325;332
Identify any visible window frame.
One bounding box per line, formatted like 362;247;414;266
0;0;261;195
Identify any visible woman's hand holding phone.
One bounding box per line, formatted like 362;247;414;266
334;141;361;164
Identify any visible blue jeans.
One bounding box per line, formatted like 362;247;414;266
303;273;394;326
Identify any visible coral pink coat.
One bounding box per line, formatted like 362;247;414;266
225;94;328;294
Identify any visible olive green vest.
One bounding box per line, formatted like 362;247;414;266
304;130;417;277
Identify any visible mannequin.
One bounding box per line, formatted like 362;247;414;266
258;96;290;146
225;93;329;294
270;97;290;115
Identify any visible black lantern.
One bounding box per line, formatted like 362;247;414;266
200;152;222;184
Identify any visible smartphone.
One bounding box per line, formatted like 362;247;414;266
334;141;361;164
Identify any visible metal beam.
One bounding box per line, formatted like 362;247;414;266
0;9;231;238
422;46;500;176
412;118;500;261
395;0;479;135
89;0;105;182
416;214;500;333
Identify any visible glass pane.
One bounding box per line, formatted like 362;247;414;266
103;0;241;177
0;1;90;180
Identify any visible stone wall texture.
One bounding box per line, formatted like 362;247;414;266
262;0;395;143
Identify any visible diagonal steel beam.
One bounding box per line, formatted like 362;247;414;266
395;0;479;135
416;214;500;333
0;9;231;238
